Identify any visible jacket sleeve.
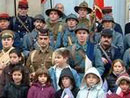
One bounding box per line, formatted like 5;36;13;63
94;46;105;76
27;87;35;98
97;89;106;98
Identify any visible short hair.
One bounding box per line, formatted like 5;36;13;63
34;68;51;84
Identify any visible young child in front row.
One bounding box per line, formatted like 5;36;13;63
76;67;105;98
49;47;80;90
107;74;130;98
55;68;79;98
2;66;29;98
27;68;55;98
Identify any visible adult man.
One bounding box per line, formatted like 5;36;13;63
23;14;46;56
96;6;123;35
45;7;64;49
68;25;104;80
97;29;121;77
0;13;21;50
94;15;124;55
0;30;15;72
74;1;95;31
63;13;78;47
26;29;53;74
10;0;34;39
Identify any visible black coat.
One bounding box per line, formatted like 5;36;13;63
2;82;29;98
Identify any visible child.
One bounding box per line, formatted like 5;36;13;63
76;67;105;98
106;59;127;93
0;49;29;96
107;74;130;98
55;68;79;98
49;47;80;90
27;68;55;98
2;66;29;98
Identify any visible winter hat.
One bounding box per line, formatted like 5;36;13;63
116;73;130;86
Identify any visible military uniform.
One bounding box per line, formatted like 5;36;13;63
10;0;34;39
45;7;64;49
62;13;78;47
26;46;53;73
74;1;95;31
68;25;104;80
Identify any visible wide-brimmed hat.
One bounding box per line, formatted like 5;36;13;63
45;7;63;18
74;1;92;14
102;15;114;23
75;24;89;34
65;13;79;23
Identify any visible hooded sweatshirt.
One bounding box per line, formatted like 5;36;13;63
27;82;55;98
55;68;79;98
76;67;105;98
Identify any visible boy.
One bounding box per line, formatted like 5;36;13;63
55;68;79;98
76;67;105;98
49;48;80;90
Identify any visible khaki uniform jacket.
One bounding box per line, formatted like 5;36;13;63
26;46;53;73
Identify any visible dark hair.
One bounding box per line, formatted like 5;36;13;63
9;49;24;64
11;65;25;84
34;68;51;84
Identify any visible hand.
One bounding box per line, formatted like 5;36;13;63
102;57;108;64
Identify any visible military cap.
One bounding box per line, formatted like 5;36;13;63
101;29;113;37
0;13;10;20
102;6;112;14
75;24;89;34
38;28;50;36
1;30;14;39
65;13;79;23
34;14;45;23
45;7;63;18
74;1;92;14
102;15;114;23
18;0;28;9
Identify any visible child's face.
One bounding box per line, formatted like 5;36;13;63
120;80;130;92
12;70;22;85
61;76;72;88
54;54;67;66
85;73;99;87
10;53;21;64
38;74;47;85
113;62;124;75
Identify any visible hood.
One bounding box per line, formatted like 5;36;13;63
59;68;75;88
80;67;103;89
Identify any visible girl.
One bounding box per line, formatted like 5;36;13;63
55;68;79;98
2;66;29;98
76;67;105;98
0;49;29;97
27;68;55;98
105;59;127;93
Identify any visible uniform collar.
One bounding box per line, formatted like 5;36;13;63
75;41;87;52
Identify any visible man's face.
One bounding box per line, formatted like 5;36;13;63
76;29;89;45
78;8;87;18
0;19;9;30
103;21;113;29
67;19;77;28
2;37;14;49
18;8;28;16
56;3;64;12
100;35;112;47
34;20;45;30
49;11;59;22
37;35;50;48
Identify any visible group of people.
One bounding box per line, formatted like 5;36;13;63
0;0;130;98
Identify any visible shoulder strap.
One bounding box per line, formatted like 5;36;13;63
30;50;37;63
